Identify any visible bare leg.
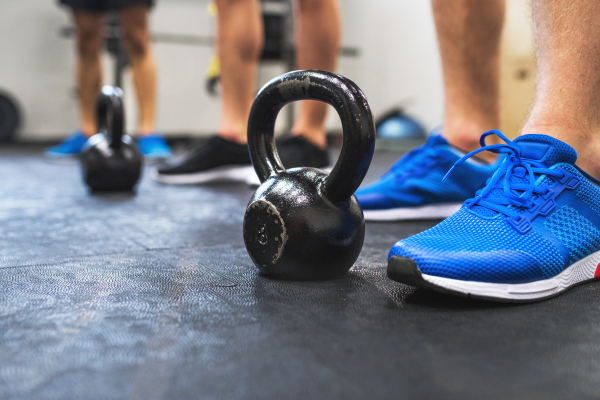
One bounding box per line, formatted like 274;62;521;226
432;0;505;162
291;0;341;149
215;0;263;144
118;4;157;136
72;10;104;137
523;0;600;179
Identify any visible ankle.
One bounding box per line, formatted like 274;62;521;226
218;131;247;145
138;126;155;136
218;119;247;144
80;128;94;138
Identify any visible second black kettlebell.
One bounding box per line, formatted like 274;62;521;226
81;86;142;192
243;70;376;280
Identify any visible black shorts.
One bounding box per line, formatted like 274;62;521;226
59;0;154;12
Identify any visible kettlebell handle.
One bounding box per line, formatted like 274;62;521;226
247;70;376;203
96;85;125;150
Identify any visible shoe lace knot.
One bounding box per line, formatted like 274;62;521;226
443;130;565;219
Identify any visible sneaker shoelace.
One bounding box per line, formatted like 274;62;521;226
443;130;565;220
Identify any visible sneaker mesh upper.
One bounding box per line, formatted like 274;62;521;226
390;208;563;282
576;180;600;216
544;205;600;264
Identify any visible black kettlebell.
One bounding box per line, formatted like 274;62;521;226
81;86;142;192
243;70;376;280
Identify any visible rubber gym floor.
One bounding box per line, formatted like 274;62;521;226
1;144;600;400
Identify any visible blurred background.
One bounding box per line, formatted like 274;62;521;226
0;0;535;144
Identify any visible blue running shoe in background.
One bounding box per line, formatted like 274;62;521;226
138;134;172;160
387;131;600;302
355;134;501;220
45;130;88;159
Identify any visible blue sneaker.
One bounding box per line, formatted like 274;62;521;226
138;134;172;160
387;130;600;302
45;130;88;159
355;133;502;220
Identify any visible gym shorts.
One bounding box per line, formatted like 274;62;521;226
59;0;154;12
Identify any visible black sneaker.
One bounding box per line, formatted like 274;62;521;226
245;135;331;186
277;136;330;169
150;136;253;184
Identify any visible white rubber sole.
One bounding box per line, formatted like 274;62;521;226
422;250;600;301
150;165;255;185
364;203;463;221
143;155;172;165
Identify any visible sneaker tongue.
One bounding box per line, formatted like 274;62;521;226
513;134;577;167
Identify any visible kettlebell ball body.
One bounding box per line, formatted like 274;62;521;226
243;70;376;280
244;168;365;280
81;133;142;192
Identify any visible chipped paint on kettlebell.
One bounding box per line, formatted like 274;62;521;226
243;200;288;267
278;76;312;100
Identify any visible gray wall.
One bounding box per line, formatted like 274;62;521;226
0;0;443;140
